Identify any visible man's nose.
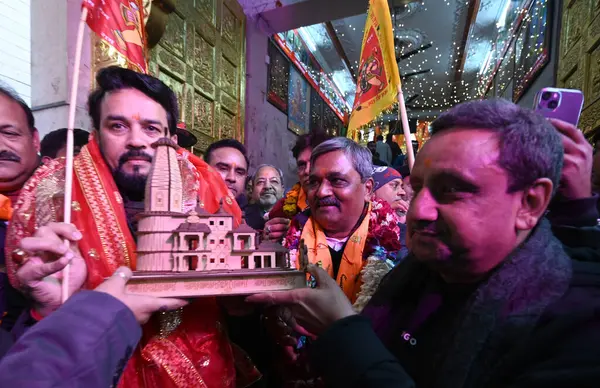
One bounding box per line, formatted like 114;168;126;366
316;181;333;198
397;185;406;197
225;168;236;182
409;187;437;221
126;124;147;149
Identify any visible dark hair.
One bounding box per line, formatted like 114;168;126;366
88;66;179;135
376;134;384;141
0;84;35;132
430;99;563;194
40;128;90;158
397;165;410;178
292;130;332;159
205;138;249;166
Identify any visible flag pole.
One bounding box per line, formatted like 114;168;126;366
397;85;415;170
61;6;89;304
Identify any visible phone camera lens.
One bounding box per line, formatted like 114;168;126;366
541;92;552;101
548;100;559;109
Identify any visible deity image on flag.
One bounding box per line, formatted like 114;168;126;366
347;0;401;137
83;0;148;73
114;1;144;50
355;29;388;109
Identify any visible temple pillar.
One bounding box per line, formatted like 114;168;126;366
30;0;92;137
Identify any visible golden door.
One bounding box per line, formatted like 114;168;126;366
93;0;246;155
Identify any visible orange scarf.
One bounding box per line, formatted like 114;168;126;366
299;203;371;303
0;195;12;221
297;186;308;212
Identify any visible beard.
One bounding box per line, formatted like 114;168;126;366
258;189;278;208
114;168;147;201
112;150;152;201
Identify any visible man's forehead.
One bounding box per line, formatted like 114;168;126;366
212;147;246;165
414;130;502;178
256;166;279;178
311;152;354;176
101;89;167;120
0;95;28;126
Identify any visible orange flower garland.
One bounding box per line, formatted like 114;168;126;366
283;183;302;218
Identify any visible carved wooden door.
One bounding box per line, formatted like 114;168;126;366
557;0;600;137
148;0;246;155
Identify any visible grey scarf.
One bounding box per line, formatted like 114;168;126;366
364;219;572;388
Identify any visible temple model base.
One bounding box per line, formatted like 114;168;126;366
126;268;307;298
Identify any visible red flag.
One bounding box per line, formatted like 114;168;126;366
82;0;148;73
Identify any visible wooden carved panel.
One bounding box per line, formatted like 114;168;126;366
193;91;215;137
588;45;600;103
581;98;600;135
148;0;246;153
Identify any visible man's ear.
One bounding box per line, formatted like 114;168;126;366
515;178;553;231
171;134;178;144
32;128;40;153
364;177;374;200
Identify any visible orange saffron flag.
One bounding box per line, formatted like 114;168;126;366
347;0;401;139
82;0;148;73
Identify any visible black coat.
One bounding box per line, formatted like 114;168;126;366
310;217;600;388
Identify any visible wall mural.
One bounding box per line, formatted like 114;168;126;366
288;66;310;135
267;40;290;113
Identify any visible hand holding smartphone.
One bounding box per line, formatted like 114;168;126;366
533;87;584;127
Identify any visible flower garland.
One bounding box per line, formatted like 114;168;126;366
284;198;403;311
282;183;302;218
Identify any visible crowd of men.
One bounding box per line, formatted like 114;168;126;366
0;67;599;388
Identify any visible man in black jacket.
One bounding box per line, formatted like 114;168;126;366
248;99;600;388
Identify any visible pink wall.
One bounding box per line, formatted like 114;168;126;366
244;21;298;188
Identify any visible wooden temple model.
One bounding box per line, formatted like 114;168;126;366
126;138;305;297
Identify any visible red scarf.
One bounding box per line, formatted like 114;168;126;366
6;136;257;387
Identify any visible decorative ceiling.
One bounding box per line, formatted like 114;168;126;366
241;0;527;120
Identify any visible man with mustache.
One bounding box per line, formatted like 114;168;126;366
205;139;250;209
268;137;403;386
372;166;410;262
245;164;284;231
0;85;41;352
285;137;403;306
265;131;331;242
4;67;259;387
248;99;600;387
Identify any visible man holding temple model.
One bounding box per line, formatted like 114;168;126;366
4;67;260;388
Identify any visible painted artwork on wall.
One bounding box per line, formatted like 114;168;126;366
288;66;310;135
513;0;552;101
267;40;290;113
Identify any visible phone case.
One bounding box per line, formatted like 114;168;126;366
534;87;584;127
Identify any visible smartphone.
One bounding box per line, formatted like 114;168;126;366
534;87;584;127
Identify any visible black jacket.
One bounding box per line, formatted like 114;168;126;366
311;261;600;388
310;209;600;388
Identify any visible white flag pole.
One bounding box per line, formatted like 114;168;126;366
61;6;89;303
397;85;415;170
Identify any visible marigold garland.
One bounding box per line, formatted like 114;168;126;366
283;198;403;310
283;183;302;218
